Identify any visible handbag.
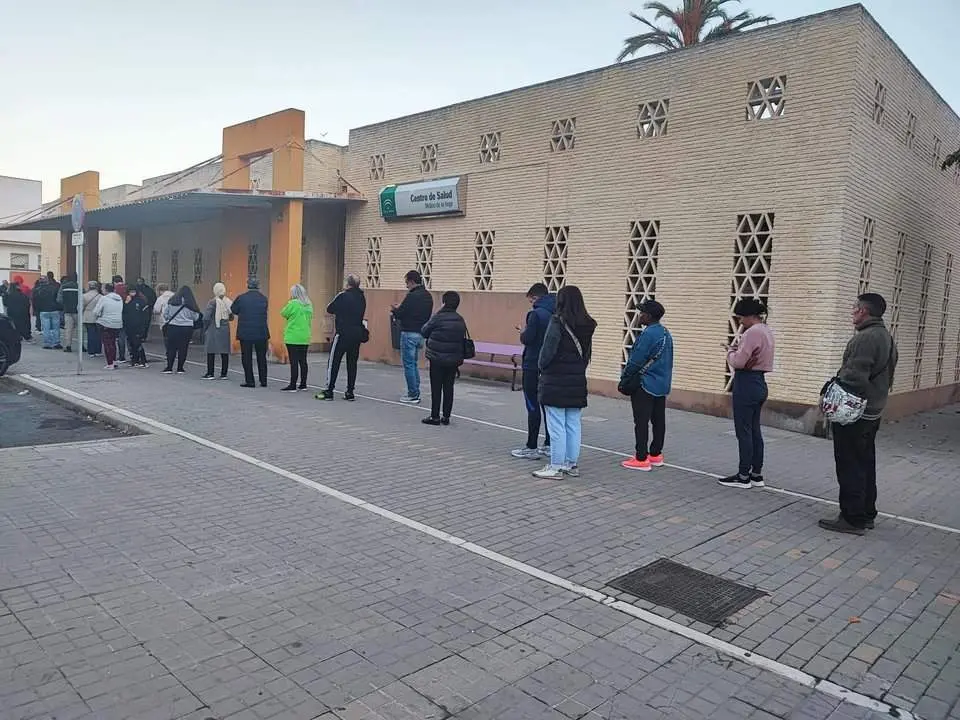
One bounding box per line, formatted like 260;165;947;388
618;333;666;396
360;320;370;344
462;327;476;360
819;342;894;425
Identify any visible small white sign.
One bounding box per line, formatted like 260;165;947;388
71;231;84;246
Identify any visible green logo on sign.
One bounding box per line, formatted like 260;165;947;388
379;186;397;219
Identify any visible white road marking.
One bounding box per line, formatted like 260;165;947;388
18;374;916;720
138;351;960;537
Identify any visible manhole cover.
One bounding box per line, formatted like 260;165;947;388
607;558;766;626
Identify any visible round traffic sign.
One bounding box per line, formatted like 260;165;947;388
71;194;85;232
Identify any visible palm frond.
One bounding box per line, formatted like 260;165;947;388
618;29;683;61
702;8;774;41
942;148;960;170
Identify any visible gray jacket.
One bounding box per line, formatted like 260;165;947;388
203;299;233;355
836;318;898;419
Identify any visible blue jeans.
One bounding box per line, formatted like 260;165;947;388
400;331;424;398
85;323;102;355
732;370;768;476
544;406;582;469
40;312;61;347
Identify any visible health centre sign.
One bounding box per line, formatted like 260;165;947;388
379;176;464;220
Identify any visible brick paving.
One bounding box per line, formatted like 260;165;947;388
1;342;958;719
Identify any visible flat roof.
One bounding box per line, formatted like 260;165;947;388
0;189;364;232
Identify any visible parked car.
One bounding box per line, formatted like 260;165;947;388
0;314;22;376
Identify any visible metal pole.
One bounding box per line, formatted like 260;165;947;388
76;239;83;374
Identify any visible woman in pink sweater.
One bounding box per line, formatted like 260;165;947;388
719;298;775;489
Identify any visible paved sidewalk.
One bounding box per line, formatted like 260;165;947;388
2;342;959;719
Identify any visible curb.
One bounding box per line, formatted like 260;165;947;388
1;374;152;438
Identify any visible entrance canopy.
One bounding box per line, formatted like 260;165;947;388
0;189;365;232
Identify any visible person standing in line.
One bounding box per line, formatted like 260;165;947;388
4;282;32;342
420;291;468;425
161;286;201;375
511;283;555;460
112;275;128;362
57;273;80;353
94;283;124;370
202;282;233;380
820;293;898;535
316;274;366;400
280;284;313;392
390;270;433;404
154;283;174;349
620;300;674;472
533;286;597;480
32;277;62;349
82;281;103;356
136;278;157;340
122;286;151;368
718;298;776;489
230;278;270;388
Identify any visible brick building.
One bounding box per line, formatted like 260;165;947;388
4;4;958;431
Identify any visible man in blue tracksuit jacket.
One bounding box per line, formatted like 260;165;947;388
511;283;556;459
620;300;674;471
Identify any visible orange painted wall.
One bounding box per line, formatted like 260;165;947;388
57;171;101;278
221;109;305;192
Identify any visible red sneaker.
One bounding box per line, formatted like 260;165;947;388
648;454;664;467
621;457;651;472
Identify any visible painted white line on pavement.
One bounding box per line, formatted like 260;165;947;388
17;374;918;719
138;351;960;537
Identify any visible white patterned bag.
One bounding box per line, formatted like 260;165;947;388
818;379;867;426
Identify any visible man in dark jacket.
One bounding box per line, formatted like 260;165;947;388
317;274;367;401
57;273;80;352
820;293;898;536
4;283;32;341
32;277;62;349
122;287;151;367
231;277;270;388
420;291;468;425
390;270;434;403
512;283;556;460
136;278;157;339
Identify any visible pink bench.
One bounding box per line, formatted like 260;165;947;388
465;341;523;391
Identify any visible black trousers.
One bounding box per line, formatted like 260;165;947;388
164;326;192;371
287;344;308;388
326;334;360;392
127;332;147;365
832;417;881;528
429;362;457;419
522;368;550;449
732;370;768;476
630;388;666;460
207;353;229;376
240;340;268;386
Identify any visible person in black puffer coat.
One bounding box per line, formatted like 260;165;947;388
535;285;597;480
420;291;468;426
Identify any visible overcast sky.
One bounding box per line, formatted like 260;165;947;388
1;0;956;202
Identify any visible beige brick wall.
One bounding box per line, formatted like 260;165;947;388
341;7;871;404
304;140;347;194
844;12;960;398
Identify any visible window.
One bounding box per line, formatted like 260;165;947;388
913;242;932;390
370;154;385;180
933;136;943;169
97;254;102;280
247;244;258;279
170;250;179;288
419;144;438;173
479;132;501;163
726;213;774;390
905;113;917;149
36;254;41;271
872;80;886;126
746;76;786;120
637;100;669;138
543;226;568;293
473;231;495;291
415;234;433;289
193;248;203;286
365;237;382;289
623;220;660;365
550;118;576;152
150;250;158;286
110;253;119;278
9;252;28;269
937;253;952;385
890;232;907;342
858;217;875;294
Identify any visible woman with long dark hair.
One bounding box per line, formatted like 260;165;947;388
534;285;597;479
161;286;201;374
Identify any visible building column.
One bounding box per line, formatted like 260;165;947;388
267;200;303;362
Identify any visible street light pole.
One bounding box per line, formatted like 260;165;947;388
71;195;85;375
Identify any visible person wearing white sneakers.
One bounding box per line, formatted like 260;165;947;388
619;300;674;473
93;283;124;370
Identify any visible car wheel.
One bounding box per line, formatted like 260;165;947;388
0;340;8;377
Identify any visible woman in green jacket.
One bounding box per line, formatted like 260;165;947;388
280;284;313;391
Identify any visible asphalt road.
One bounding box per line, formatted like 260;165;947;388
0;381;123;448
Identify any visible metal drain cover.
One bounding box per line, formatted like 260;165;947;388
608;558;766;626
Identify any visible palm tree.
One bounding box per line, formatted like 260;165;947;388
618;0;774;62
943;148;960;170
